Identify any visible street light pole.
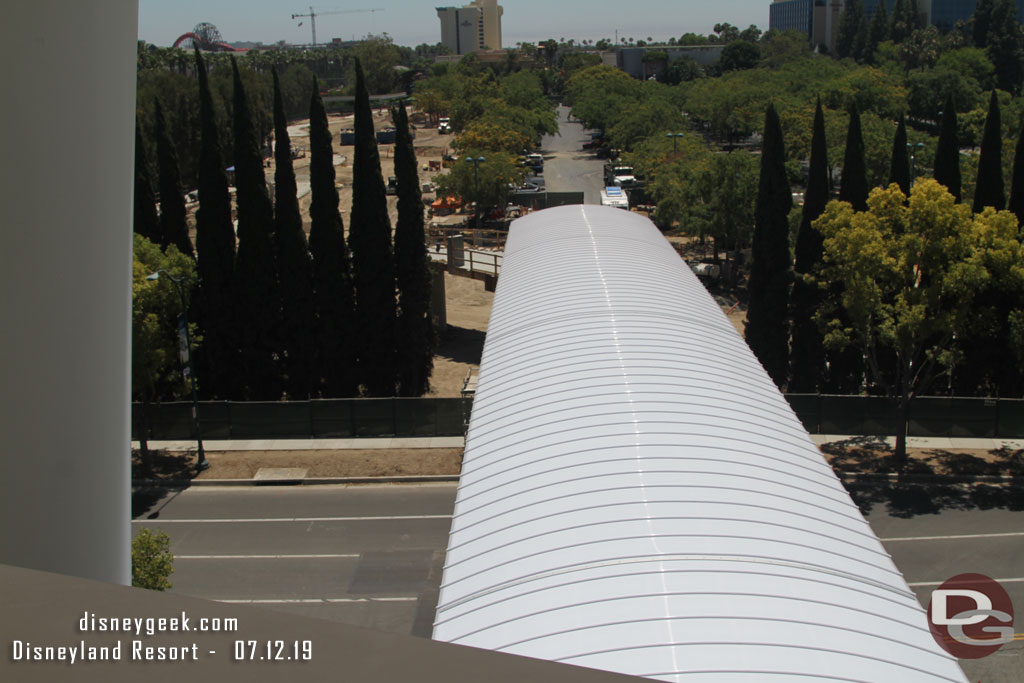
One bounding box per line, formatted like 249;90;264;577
666;132;684;153
146;269;208;471
466;156;485;227
907;141;925;190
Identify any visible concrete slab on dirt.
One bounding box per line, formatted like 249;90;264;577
253;467;308;482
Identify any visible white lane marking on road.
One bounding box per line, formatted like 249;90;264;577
881;531;1024;542
175;554;359;560
132;514;452;523
908;577;1024;587
218;597;418;604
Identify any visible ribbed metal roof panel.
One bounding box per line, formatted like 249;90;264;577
433;205;966;682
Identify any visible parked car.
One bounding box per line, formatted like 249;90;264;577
437;117;452;134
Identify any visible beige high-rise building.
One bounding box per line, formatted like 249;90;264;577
436;0;503;54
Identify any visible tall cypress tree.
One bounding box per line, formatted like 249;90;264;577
974;90;1005;213
272;67;317;400
154;98;193;256
193;48;238;400
308;78;358;398
837;0;866;60
1009;119;1024;225
392;103;435;397
889;114;911;197
867;0;889;60
825;102;869;393
231;56;282;400
933;96;962;202
973;0;996;48
890;0;912;43
745;103;793;389
839;103;869;211
348;58;397;397
134;115;160;243
789;99;829;393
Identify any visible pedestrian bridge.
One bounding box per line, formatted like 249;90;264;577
432;205;966;682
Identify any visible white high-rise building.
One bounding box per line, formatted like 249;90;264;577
436;0;503;54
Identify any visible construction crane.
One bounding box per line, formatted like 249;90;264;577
291;7;385;47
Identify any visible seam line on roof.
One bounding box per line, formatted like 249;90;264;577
486;613;952;664
458;443;840;502
445;500;882;555
435;553;914;616
435;577;927;634
552;640;965;682
456;459;855;515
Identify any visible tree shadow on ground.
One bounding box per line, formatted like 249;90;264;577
436;325;486;365
824;437;1024;518
131;449;195;518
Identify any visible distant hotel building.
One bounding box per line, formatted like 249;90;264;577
769;0;1024;53
436;0;503;54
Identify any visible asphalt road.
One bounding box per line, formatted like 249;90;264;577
134;482;1022;681
539;105;606;205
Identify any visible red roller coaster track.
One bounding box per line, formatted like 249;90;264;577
171;32;240;51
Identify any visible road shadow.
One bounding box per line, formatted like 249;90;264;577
132;448;195;518
843;478;1024;518
436;325;486;366
824;437;1024;517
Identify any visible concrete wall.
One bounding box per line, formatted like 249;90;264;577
0;1;136;584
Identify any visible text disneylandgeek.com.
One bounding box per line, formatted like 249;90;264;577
9;612;312;664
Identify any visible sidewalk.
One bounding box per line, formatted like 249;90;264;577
133;434;1024;453
132;436;465;451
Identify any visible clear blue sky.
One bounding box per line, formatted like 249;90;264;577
139;0;772;49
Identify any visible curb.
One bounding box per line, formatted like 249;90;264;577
836;471;1023;484
132;474;461;488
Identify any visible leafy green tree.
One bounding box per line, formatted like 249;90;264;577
974;90;1006;212
347;34;402;94
790;100;829;393
889;114;911;196
348;58;397;397
272;68;317;400
231;57;282;400
759;30;812;68
713;23;741;44
719;40;761;72
607;98;686;151
391;104;435;397
132;528;174;590
192;48;238;400
454;120;532;156
564;65;641;131
1010;119;1024;225
132;235;197;469
134;116;161;244
745;103;793;388
933;96;963;202
154;99;193;257
815;180;1022;465
308;79;358;398
434;151;524;216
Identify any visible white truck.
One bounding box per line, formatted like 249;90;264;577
600;186;630;210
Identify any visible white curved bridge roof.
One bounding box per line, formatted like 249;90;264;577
433;205;966;682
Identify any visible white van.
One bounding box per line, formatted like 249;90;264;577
600;186;629;210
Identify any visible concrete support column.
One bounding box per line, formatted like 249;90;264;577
0;1;137;584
